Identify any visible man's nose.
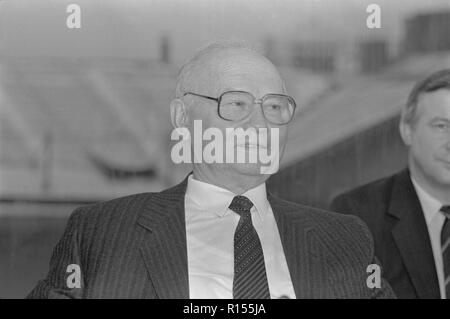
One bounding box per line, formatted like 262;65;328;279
445;139;450;152
244;103;268;129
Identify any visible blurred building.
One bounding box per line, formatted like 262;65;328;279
289;39;391;75
160;35;171;64
0;57;179;202
291;42;337;73
358;40;389;73
404;11;450;54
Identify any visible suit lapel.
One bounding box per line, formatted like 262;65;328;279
268;194;317;298
137;177;190;299
388;169;440;299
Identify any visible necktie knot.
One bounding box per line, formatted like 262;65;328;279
440;205;450;219
229;196;254;216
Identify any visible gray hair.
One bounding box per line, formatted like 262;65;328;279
402;69;450;125
174;39;267;98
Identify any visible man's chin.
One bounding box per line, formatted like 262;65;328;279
437;171;450;186
227;162;266;176
427;164;450;187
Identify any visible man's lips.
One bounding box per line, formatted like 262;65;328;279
437;157;450;163
437;159;450;168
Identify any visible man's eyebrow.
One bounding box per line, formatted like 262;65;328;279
219;88;286;95
221;87;247;93
429;117;450;123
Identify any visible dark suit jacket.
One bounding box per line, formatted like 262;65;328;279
331;169;440;299
28;176;394;299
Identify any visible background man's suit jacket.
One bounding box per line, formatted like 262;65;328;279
331;169;440;298
28;176;394;299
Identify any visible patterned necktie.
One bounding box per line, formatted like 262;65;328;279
229;195;270;299
441;205;450;299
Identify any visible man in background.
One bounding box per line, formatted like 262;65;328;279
331;69;450;298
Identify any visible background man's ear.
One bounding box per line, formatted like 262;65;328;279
399;119;412;146
170;98;188;128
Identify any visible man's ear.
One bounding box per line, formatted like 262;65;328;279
399;119;412;146
170;98;188;128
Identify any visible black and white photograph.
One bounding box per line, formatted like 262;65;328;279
0;0;449;304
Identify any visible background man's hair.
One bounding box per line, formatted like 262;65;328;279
175;39;265;98
402;69;450;125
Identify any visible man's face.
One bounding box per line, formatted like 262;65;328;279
406;89;450;188
186;48;289;178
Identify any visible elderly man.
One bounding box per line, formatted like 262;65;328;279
331;69;450;298
28;41;394;299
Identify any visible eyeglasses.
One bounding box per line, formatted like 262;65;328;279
182;90;297;125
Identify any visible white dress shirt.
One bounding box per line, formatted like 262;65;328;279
184;174;296;299
411;178;447;299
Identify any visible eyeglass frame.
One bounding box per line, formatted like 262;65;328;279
181;90;297;125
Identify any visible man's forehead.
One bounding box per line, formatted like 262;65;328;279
419;89;450;110
415;89;450;122
194;49;283;94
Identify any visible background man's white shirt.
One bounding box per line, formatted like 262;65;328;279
185;174;296;299
411;177;447;299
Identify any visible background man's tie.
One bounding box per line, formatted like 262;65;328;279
229;195;270;299
441;205;450;299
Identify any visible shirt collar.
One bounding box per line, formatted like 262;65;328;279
185;174;270;220
411;177;444;226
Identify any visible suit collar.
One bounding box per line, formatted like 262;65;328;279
388;168;441;298
267;193;312;298
137;175;190;299
185;174;269;220
410;177;445;226
137;174;188;232
387;169;419;220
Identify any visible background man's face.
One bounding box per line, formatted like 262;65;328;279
187;48;289;177
408;89;450;188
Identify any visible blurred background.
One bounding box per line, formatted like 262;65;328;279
1;0;450;298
